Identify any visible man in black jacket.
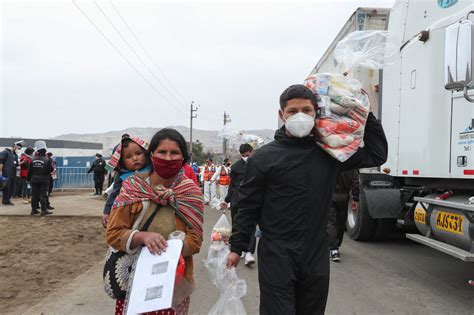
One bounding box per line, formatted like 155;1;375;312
221;143;256;266
0;141;22;205
88;153;107;195
28;142;54;215
227;85;388;314
327;169;359;262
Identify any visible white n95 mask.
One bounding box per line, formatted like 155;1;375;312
284;112;315;138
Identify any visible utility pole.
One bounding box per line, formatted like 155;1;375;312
189;101;198;162
223;111;231;157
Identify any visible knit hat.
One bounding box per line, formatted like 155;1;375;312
106;137;149;171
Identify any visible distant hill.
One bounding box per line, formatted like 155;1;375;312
53;126;275;155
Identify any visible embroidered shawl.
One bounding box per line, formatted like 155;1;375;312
112;170;204;237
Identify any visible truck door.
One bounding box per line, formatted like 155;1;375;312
451;92;474;178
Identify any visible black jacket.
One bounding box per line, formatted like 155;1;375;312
0;149;18;178
229;112;387;270
333;169;359;202
224;158;247;206
88;158;107;175
27;156;53;183
103;177;123;215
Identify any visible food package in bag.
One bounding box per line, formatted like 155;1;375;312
302;31;398;162
211;214;232;243
304;73;370;162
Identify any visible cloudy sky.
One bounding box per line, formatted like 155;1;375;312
1;0;394;138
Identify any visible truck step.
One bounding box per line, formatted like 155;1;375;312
406;234;474;262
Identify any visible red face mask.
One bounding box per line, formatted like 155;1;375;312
151;156;183;179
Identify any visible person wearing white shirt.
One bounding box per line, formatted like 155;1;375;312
211;158;231;200
201;158;217;204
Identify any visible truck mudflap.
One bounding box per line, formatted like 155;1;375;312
412;195;474;257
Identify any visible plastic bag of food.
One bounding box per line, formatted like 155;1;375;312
204;241;247;315
304;73;370;162
334;30;399;74
211;214;232;242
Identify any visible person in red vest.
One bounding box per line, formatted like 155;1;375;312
211;158;231;201
202;158;216;205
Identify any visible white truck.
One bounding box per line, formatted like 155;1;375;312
310;0;474;261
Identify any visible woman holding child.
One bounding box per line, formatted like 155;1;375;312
105;128;204;315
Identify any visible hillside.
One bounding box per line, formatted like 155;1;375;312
53;126;275;155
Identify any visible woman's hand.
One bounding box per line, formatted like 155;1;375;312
227;252;241;269
101;214;109;228
139;232;168;255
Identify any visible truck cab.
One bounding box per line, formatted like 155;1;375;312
311;0;474;261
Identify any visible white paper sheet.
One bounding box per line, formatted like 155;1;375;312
126;239;183;315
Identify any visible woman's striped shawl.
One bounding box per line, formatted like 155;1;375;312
112;170;204;238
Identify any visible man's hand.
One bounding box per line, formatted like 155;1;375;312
101;214;109;228
220;202;228;210
227;252;241;269
351;201;358;211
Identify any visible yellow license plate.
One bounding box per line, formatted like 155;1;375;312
414;207;426;224
435;211;464;235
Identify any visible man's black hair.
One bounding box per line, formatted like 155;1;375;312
279;84;319;110
25;147;34;155
122;133;130;139
239;143;253;154
37;149;47;156
96;153;102;158
149;128;189;164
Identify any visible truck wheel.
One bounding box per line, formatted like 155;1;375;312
372;218;396;241
346;191;375;241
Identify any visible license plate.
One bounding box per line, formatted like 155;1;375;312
414;207;426;224
435;211;464;235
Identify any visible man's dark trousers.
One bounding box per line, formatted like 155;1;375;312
31;180;49;212
231;207;256;254
94;173;105;194
258;237;330;315
327;197;349;250
2;178;12;204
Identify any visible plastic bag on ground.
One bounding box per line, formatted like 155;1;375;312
304;73;370;162
334;30;399;74
204;241;247;315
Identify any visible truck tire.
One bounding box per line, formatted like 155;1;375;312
372;218;396;241
346;191;375;241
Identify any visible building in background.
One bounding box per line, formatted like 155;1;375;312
0;138;103;189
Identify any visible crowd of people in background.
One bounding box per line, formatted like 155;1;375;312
0;140;57;215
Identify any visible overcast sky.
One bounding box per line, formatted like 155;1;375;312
1;0;395;138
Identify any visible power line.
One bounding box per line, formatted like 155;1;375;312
93;0;187;112
109;0;188;103
71;0;187;116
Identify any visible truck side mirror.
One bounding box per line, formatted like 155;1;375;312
445;19;474;102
